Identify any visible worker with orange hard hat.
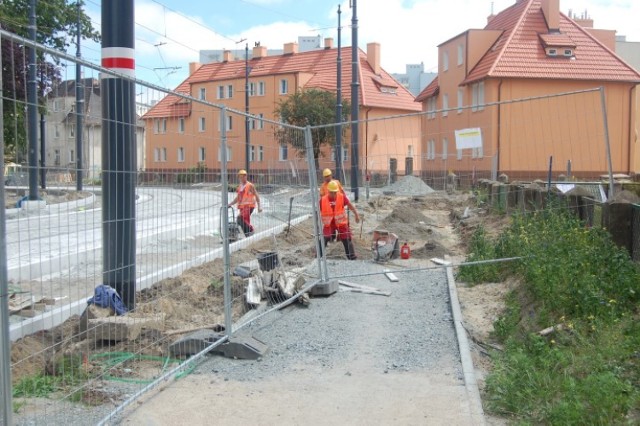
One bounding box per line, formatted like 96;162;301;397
319;180;359;260
228;169;262;237
319;168;344;197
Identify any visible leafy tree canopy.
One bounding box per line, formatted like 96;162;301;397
274;88;350;170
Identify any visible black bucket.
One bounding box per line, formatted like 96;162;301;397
257;252;279;271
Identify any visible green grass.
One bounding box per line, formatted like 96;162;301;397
13;355;88;399
461;207;640;424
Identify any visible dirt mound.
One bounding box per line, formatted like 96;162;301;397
380;206;434;240
381;175;435;196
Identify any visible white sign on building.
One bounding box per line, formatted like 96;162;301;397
455;128;483;150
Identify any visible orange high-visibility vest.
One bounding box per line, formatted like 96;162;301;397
321;193;348;226
237;182;256;208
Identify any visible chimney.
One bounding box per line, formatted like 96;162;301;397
367;42;381;75
222;50;232;62
541;0;560;32
324;38;334;49
253;45;267;58
283;42;298;55
189;62;202;75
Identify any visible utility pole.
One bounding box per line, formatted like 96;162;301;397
76;0;84;190
245;42;250;174
27;0;39;200
101;0;136;310
335;5;343;183
350;0;360;201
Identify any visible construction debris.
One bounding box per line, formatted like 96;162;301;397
383;269;399;282
338;280;391;297
86;314;165;342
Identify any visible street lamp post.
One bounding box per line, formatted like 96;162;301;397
244;42;250;174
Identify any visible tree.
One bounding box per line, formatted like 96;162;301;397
0;0;100;160
274;88;350;171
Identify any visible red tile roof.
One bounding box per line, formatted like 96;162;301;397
415;76;439;102
144;47;420;119
463;0;640;84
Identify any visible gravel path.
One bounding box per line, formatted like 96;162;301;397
118;260;479;425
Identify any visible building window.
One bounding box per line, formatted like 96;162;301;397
407;145;413;157
443;51;449;72
178;147;185;162
331;146;349;162
457;44;464;66
69;149;75;163
198;147;206;162
427;139;435;160
54;149;61;166
457;88;464;114
161;118;167;133
427;97;436;119
472;146;484;159
154;119;159;134
154;148;159;162
249;82;256;97
217;85;225;99
279;79;288;95
457;148;463;160
279;144;288;161
179;118;185;133
161;148;167;162
69;125;75;138
227;115;233;131
258;145;264;162
258;81;265;96
442;138;448;160
472;82;485;112
227;84;233;98
53;99;62;112
199;87;206;100
54;125;60;138
199;117;206;132
442;94;449;117
250;145;255;162
217;146;232;162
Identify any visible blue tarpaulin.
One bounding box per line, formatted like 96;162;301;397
87;284;128;315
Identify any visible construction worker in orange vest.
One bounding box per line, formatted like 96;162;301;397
228;169;262;237
319;168;344;197
319;180;359;260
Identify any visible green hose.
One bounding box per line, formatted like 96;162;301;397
90;352;196;384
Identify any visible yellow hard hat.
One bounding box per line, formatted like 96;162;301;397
238;169;247;175
327;180;339;192
322;168;332;177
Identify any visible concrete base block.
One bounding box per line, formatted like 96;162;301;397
22;200;47;211
309;280;339;297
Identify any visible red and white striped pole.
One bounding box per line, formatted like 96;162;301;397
101;0;137;310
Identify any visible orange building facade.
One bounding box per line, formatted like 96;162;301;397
143;42;421;180
416;0;640;181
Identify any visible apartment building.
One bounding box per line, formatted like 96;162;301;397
142;41;421;178
416;0;640;179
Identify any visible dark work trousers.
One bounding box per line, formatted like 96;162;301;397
236;207;254;235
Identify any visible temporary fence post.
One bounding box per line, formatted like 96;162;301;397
0;32;14;426
220;107;233;336
599;86;615;199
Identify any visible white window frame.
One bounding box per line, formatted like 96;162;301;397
258;81;265;96
248;82;256;97
153;148;159;162
161;148;167;162
472;82;485;112
258;145;264;162
217;85;225;99
279;144;288;161
69;124;75;138
442;138;448;160
257;113;264;130
250;145;255;162
427;139;435;160
153;118;160;134
69;149;75;163
427;97;436;119
457;148;463;160
54;125;60;138
227;84;233;99
198;147;206;162
472;146;484;159
54;149;61;166
457;88;464;114
199;117;206;132
178;147;185;162
443;51;449;72
279;79;288;95
199;87;206;100
330;146;349;162
178;118;185;133
457;44;464;66
161;118;167;133
442;94;449;117
217;146;232;162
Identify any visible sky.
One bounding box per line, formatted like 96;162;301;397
80;0;640;90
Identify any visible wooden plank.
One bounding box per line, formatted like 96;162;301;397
430;257;452;266
338;280;391;295
340;287;391;297
383;269;399;282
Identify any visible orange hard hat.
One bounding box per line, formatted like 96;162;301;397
327;180;339;192
322;168;332;177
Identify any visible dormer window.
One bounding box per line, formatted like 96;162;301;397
547;48;557;56
540;33;576;58
563;49;573;57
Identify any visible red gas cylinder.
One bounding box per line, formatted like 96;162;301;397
400;242;411;259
